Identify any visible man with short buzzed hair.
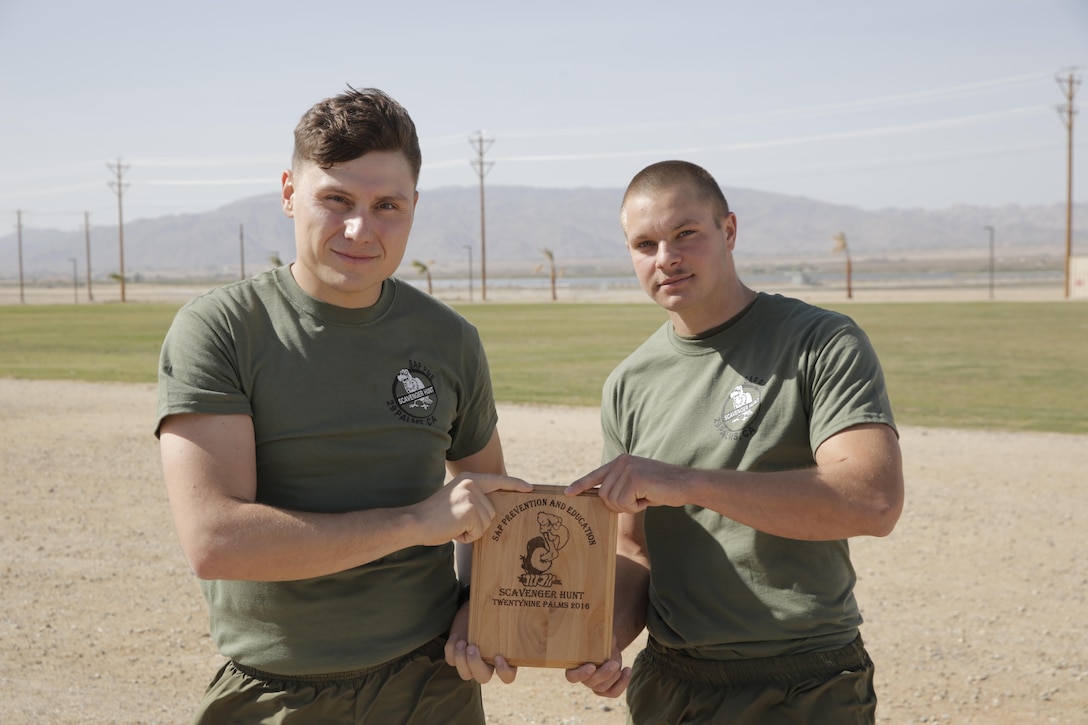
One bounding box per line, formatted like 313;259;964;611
568;160;904;723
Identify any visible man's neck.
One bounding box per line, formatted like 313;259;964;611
671;284;758;337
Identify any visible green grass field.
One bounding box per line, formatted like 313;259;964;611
0;301;1084;434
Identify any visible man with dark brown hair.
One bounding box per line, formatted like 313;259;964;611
156;86;531;724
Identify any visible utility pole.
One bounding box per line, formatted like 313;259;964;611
16;210;24;304
1056;68;1080;299
469;131;494;301
464;244;473;302
107;158;129;302
983;225;995;300
832;232;853;299
70;258;78;304
84;211;94;302
239;223;246;280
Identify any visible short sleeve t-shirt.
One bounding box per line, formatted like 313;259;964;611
601;292;895;660
157;267;497;674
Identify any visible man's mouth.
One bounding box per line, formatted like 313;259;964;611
658;273;691;289
335;249;378;263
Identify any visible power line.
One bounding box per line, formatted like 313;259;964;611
497;70;1059;141
491;105;1053;165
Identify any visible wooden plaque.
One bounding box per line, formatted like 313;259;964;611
468;485;617;668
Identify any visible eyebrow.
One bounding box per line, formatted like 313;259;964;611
627;216;700;242
374;192;414;203
670;217;700;232
312;181;412;204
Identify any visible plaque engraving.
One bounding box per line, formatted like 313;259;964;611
468;484;617;668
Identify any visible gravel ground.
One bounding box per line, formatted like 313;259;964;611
1;379;1085;724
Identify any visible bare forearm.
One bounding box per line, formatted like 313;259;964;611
162;417;517;582
612;553;650;651
176;499;429;581
574;425;905;542
685;462;902;541
610;512;650;651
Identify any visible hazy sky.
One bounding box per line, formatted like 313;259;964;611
1;0;1085;231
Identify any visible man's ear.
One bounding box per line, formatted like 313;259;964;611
281;169;295;218
722;212;738;247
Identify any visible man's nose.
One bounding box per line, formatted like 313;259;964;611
344;211;371;239
656;241;680;268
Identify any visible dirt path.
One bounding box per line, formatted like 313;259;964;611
1;379;1085;723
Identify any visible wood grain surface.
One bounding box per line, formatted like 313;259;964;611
469;485;617;668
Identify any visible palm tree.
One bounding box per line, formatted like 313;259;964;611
542;247;557;301
832;232;853;299
412;259;433;295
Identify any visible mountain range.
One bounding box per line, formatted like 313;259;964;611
2;185;1083;281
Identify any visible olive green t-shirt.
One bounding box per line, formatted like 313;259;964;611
601;292;896;660
156;267;497;675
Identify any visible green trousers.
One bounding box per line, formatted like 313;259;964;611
190;637;483;725
626;636;877;724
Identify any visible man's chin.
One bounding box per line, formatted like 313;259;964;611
653;287;691;307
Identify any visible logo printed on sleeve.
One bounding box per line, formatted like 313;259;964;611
386;362;438;426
